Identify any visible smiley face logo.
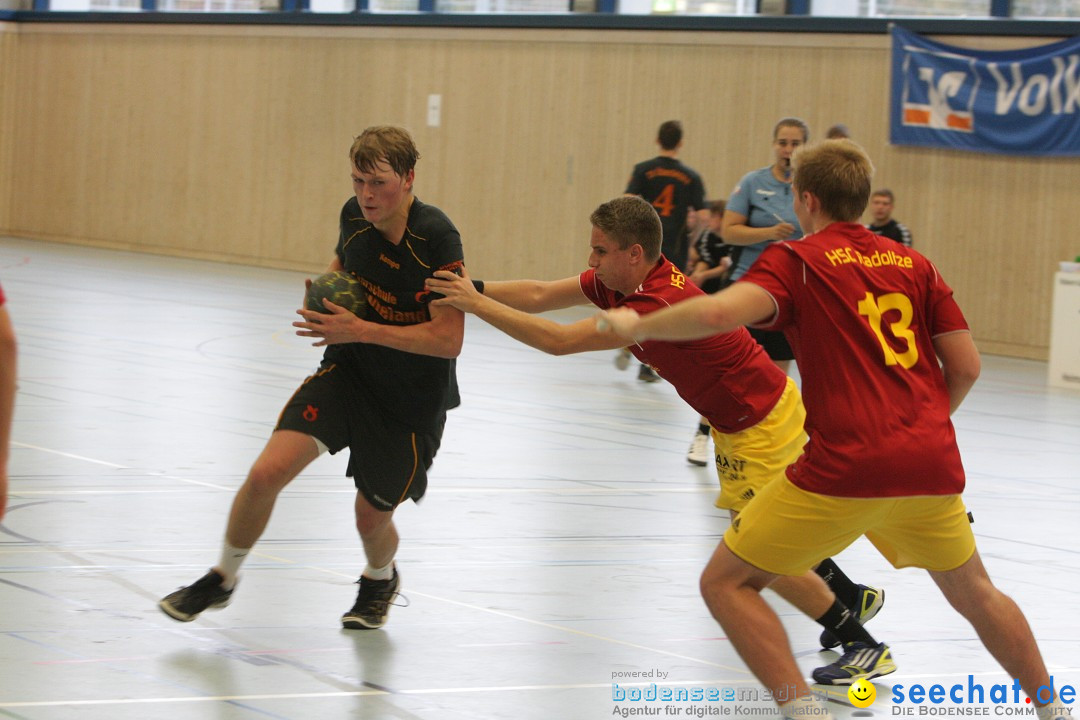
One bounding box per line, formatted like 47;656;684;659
848;678;876;708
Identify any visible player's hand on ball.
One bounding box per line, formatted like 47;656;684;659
426;267;479;312
596;308;641;340
293;301;367;347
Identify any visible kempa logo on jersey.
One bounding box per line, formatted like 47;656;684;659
888;676;1076;716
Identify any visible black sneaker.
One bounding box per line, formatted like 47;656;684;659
341;570;401;630
638;364;661;383
159;570;233;622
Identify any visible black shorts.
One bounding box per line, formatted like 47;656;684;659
275;363;444;512
747;327;795;362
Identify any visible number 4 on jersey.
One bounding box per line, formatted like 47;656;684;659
857;292;919;369
651;184;676;217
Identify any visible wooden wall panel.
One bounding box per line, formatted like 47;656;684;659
2;24;1074;359
0;24;15;231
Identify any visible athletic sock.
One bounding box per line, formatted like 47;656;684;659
364;560;396;581
216;541;250;590
816;599;875;645
697;422;711;436
814;557;860;610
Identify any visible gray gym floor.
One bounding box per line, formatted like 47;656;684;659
1;237;1077;720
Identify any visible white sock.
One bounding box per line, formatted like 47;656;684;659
363;560;395;581
216;541;250;589
780;695;833;720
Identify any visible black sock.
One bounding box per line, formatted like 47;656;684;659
698;422;711;436
814;557;860;610
816;599;875;646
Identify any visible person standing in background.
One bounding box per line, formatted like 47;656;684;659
867;189;913;247
721;117;808;374
685;199;734;466
619;120;707;383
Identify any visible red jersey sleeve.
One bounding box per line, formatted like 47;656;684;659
737;243;801;330
579;268;614;309
925;262;969;337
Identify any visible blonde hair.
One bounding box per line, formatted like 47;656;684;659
791;140;874;222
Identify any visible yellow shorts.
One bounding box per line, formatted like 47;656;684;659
723;476;976;576
712;377;807;513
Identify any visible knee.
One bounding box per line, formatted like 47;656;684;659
354;503;393;538
940;574;1000;618
245;459;292;496
700;564;738;611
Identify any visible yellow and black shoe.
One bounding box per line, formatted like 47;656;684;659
812;641;896;686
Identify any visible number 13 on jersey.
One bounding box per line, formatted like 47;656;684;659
858;292;919;369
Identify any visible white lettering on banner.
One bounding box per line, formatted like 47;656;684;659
988;54;1080;116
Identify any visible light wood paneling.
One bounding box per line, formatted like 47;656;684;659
0;23;16;231
2;24;1075;359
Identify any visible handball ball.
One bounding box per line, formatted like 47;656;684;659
305;270;367;317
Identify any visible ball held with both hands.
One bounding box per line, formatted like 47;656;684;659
305;270;368;318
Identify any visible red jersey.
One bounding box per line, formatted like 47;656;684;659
742;222;969;498
580;257;786;433
0;282;5;305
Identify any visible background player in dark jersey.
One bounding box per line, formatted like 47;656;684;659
685;199;734;466
600;141;1067;720
619;120;707;383
867;188;913;247
160;126;465;631
0;281;14;522
425;196;890;684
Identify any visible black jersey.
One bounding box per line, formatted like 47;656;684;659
693;229;734;294
867;219;913;248
323;196;464;432
625;156;706;270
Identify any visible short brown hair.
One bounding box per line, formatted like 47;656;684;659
791;140;874;222
657;121;683;151
591;196;663;261
773;117;810;142
349;126;420;177
871;188;895;203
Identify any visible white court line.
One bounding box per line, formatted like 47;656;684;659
0;678;757;709
12;441;233;491
9;486;716;495
4;671;1079;709
257;558;748;675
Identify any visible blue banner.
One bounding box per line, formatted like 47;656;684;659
890;26;1080;157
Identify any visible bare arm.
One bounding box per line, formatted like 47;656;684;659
293;292;464;359
932;330;981;414
600;282;775;343
480;276;590;314
721;210;795;247
426;268;626;355
0;305;15;522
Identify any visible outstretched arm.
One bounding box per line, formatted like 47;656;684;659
426;268;626;356
427;268;589;315
599;282;775;343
